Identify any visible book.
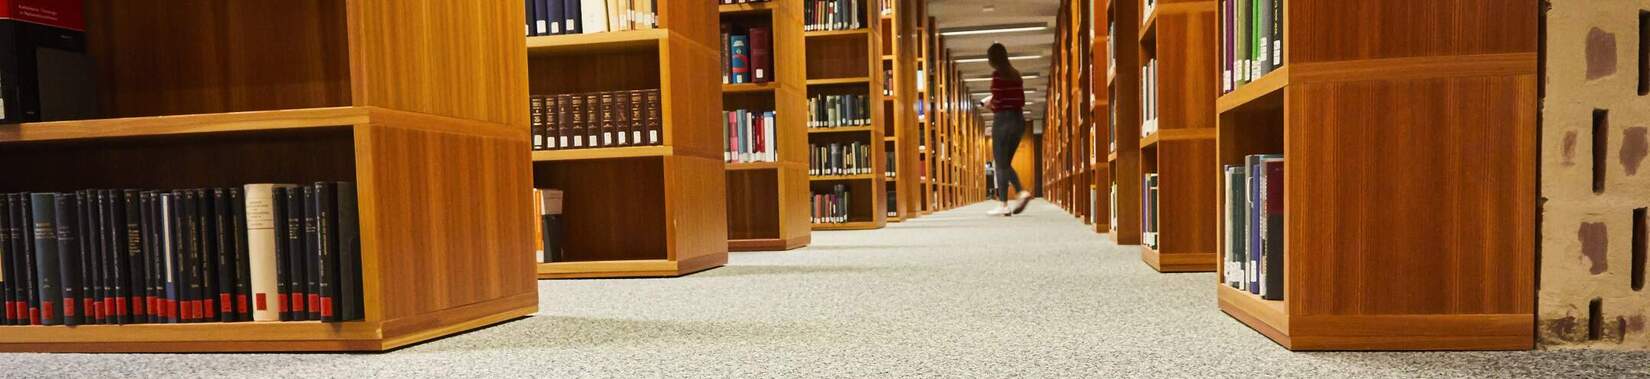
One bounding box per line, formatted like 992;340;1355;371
124;190;148;323
0;194;11;325
302;186;320;321
244;184;282;321
54;193;81;325
284;187;307;321
31;193;62;325
1259;157;1284;300
312;182;339;321
749;26;772;83
538;189;565;263
729;34;750;84
544;0;563;35
721;24;732;84
337;182;363;321
581;0;609;34
564;0;581;34
1224;166;1245;289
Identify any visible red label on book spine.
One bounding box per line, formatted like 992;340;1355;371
308;294;320;312
257;293;268;311
116;298;128;316
63;300;74;318
321;297;334;318
29;308;39;325
204;299;216;319
132;296;145;317
238;295;249;313
220;294;232;312
40;301;53;320
0;0;83;31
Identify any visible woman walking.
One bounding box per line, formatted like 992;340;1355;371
983;43;1032;216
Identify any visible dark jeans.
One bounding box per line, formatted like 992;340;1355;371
992;110;1026;202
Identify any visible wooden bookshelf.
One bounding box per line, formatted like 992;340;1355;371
806;0;887;230
1213;0;1536;350
0;0;536;352
529;1;728;278
1042;0;1103;228
720;0;811;252
1136;0;1218;273
1105;0;1144;245
916;16;936;215
880;0;923;222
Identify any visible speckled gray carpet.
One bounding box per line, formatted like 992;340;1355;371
4;200;1649;377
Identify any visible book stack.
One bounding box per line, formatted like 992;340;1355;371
534;189;565;264
1220;0;1283;94
804;0;864;31
721;24;774;84
1139;58;1158;138
807;94;871;129
524;0;657;37
724;109;778;163
0;183;363;326
1141;173;1159;249
1223;154;1283;300
530;90;663;151
810;142;872;176
811;185;851;223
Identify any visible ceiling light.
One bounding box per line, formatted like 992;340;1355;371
939;23;1048;37
953;55;1042;64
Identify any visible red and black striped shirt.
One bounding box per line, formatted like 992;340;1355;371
988;70;1025;112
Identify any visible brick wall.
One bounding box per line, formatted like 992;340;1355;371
1541;0;1650;349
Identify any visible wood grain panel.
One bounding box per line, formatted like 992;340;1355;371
1108;0;1143;245
532;157;668;262
362;121;537;322
347;0;528;127
0;128;354;193
529;50;663;94
1149;7;1218;131
84;0;350;118
1287;75;1536;317
665;155;731;264
1287;0;1538;64
727;169;782;240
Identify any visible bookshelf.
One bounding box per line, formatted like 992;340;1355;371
916;16;936;215
880;0;923;222
1105;0;1144;246
1213;0;1536;350
806;0;887;230
721;0;811;252
1136;0;1218;273
1042;0;1102;228
0;0;536;352
529;2;729;278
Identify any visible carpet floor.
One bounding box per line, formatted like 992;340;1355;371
4;200;1649;378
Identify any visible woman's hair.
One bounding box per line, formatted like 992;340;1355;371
987;43;1018;76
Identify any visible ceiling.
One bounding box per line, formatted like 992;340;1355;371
926;0;1061;121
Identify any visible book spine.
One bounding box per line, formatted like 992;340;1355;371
531;95;546;151
144;191;162;323
613;90;631;146
271;187;291;321
0;195;11;325
564;0;581;34
53;194;80;325
110;190;132;324
194;189;215;323
123;190;147;323
730;34;749;84
181;190;201;323
30;193;60;326
213;189;234;322
302;186;320;321
562;94;579;149
284;187;307;320
545;0;563;35
628;90;645;146
1261;158;1284;300
161;193;178;323
244;185;281;322
231;188;252;322
337;182;363;321
646;89;662;145
585;93;602;148
313;182;339;322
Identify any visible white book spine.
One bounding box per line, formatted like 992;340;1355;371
243;184;283;321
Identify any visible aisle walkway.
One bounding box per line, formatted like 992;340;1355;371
8;201;1650;377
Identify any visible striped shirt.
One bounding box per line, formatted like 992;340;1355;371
989;70;1025;112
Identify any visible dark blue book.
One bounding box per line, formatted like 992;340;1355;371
564;0;581;34
525;0;538;36
30;193;62;325
729;34;750;84
543;0;563;35
54;193;82;325
1246;155;1262;294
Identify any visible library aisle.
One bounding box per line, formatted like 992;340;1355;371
5;202;1647;377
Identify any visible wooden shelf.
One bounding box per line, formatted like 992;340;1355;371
810;173;876;181
723;82;781;94
1210;0;1536;351
526;29;675;56
719;1;779;13
726;161;792;170
1139;128;1216;149
806;77;873;86
531;145;674;162
729;235;811;252
0;0;536;353
804;28;870;38
811;221;882;230
807;125;874;134
537;258;725;279
533;1;730;279
1141;245;1216;273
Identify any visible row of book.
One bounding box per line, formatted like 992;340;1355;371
0;184;362;327
885;189;897;217
1142;173;1160;249
808;94;872;128
1140;58;1159;138
810;142;874;176
884;151;896;179
1221;0;1283;94
805;0;865;32
529;90;663;151
812;185;852;224
523;0;656;37
1223;154;1283;300
721;24;774;85
724;109;778;163
533;189;565;264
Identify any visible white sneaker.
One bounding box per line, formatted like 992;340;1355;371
986;206;1012;216
1011;192;1033;215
